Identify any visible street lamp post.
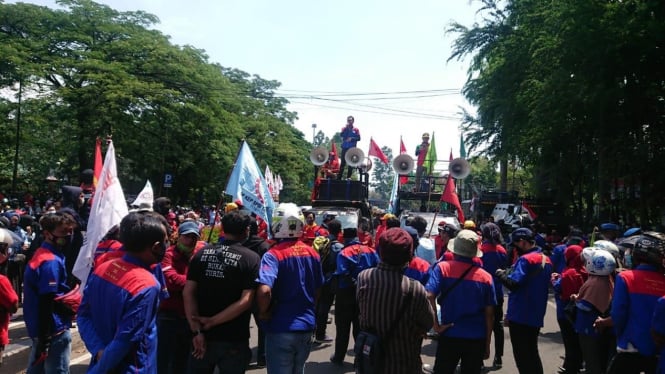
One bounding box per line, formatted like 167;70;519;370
311;123;317;145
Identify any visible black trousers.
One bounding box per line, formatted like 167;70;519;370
492;301;504;358
509;321;543;374
606;352;657;374
337;148;353;179
332;287;358;360
558;318;583;372
434;336;485;374
315;283;335;339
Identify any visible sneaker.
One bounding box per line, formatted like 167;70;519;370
330;354;344;365
256;357;266;368
315;335;334;343
493;356;502;368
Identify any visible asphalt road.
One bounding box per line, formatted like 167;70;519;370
3;295;567;373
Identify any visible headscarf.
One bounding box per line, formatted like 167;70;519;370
481;222;502;245
577;275;614;313
564;245;585;272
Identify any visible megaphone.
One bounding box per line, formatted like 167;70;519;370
359;157;373;173
345;147;365;167
448;158;471;179
309;146;329;166
392;154;414;175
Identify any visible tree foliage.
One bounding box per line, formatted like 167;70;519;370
450;0;665;226
0;0;312;205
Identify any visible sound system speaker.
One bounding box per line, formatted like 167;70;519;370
318;179;364;201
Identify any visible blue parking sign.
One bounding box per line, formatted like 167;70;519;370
164;174;173;188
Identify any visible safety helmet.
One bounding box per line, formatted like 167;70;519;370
632;231;665;266
593;240;620;259
581;246;598;263
272;215;304;239
585;249;617;276
463;220;476;229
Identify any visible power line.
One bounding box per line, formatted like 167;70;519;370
289;100;462;121
296;96;463;120
276;88;461;96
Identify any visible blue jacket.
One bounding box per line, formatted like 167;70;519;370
501;248;553;327
256;239;323;333
335;240;379;289
425;257;496;339
650;296;665;373
78;255;161;374
340;126;360;150
612;265;665;356
480;242;508;303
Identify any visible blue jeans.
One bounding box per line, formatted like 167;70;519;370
27;330;72;374
265;331;313;374
187;339;250;374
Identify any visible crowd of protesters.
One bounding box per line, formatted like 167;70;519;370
3;190;665;374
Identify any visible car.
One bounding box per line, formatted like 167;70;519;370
398;211;461;238
308;206;361;230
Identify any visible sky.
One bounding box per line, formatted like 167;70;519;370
12;0;481;166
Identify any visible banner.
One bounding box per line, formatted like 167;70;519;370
73;141;128;290
225;141;275;235
387;174;399;214
422;132;437;175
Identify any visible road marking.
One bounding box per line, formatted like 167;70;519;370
70;352;91;366
9;321;24;330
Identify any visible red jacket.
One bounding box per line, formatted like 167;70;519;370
159;241;206;317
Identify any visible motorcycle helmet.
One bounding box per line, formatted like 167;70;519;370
593;240;620;259
631;231;665;266
585;249;617;276
272;215;304;239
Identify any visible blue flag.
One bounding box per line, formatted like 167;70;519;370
225;141;275;235
387;173;399;214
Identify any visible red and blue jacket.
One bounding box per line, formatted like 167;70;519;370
425;256;496;339
159;241;206;317
340;125;361;150
78;255;161;374
404;256;430;286
23;242;72;338
335;240;380;290
612;264;665;356
500;248;553;327
650;296;665;373
257;239;324;333
480;242;508;303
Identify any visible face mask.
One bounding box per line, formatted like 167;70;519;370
152;241;167;263
52;234;72;250
176;242;194;255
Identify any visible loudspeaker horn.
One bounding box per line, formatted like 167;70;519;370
448;158;471;179
392;154;414;175
345;147;365;167
309;146;329;166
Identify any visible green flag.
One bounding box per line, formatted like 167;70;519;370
460;133;466;159
422;132;437;175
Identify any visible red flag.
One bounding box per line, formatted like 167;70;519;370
521;200;538;220
399;137;408;185
331;141;338;159
368;138;389;164
93;138;103;188
449;148;454;162
441;174;464;222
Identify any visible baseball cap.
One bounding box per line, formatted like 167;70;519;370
178;221;200;237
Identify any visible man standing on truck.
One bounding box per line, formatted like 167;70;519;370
337;116;361;180
414;133;430;192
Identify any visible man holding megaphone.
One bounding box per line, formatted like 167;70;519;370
337;116;361;180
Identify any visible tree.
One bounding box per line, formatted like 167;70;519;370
370;146;394;200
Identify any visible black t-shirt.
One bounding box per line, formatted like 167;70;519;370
187;240;260;341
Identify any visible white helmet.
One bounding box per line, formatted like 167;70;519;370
272;215;304;239
594;240;620;259
0;228;15;246
581;246;598;263
585;249;617;276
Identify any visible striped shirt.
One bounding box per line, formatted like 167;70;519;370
356;263;434;374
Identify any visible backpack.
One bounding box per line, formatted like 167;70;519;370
313;236;339;276
312;236;331;256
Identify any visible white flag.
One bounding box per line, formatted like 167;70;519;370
265;165;273;195
131;180;154;209
73;141;128;290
